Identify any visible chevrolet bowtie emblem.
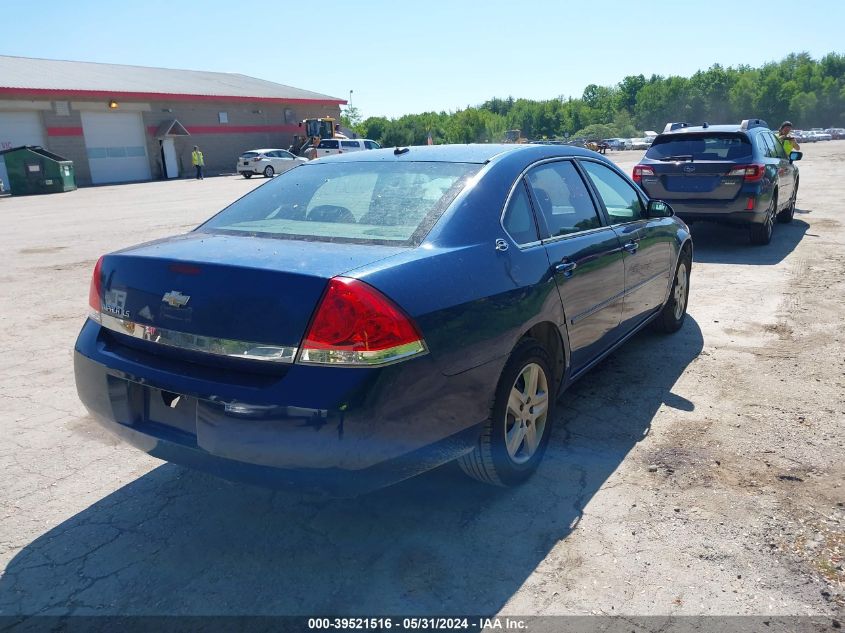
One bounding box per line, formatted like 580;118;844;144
162;291;190;308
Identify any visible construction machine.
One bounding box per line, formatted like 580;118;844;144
290;117;347;159
503;129;528;144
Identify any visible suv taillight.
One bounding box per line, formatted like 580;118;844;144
298;277;427;366
88;256;104;322
727;164;765;182
632;165;654;184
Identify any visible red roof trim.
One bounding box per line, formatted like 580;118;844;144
0;86;346;106
147;124;302;135
47;126;84;136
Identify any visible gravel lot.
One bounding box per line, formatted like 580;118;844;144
1;145;843;620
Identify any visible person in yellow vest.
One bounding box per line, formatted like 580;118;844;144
191;145;205;180
776;121;800;156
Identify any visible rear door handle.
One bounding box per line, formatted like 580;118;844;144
623;241;639;254
554;260;577;276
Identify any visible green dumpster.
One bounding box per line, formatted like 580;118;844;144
0;146;76;195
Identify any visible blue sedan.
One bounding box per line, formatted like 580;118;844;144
74;144;692;494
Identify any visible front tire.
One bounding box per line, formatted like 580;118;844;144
263;166;275;178
458;339;555;486
777;182;798;223
653;250;691;334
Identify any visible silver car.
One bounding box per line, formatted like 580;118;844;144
237;149;306;178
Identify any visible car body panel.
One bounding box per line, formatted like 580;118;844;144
75;143;691;493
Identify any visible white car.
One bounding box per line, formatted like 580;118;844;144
314;138;381;157
628;137;651;150
237;149;306;178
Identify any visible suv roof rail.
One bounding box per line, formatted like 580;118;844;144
740;118;769;131
663;122;690;133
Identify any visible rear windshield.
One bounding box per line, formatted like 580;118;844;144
199;161;481;245
240;152;260;158
646;133;752;161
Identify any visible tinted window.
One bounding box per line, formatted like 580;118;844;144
580;161;644;223
364;141;381;150
768;132;787;158
503;181;539;245
525;161;601;237
240;152;260;158
318;140;339;149
341;140;359;148
646;133;752;161
200;162;481;245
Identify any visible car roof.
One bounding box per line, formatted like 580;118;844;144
243;148;286;153
309;143;602;164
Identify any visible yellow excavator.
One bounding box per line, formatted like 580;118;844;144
291;117;346;159
503;129;528;144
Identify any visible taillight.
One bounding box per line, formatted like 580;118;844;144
632;165;654;183
727;164;765;182
298;277;426;366
88;256;104;322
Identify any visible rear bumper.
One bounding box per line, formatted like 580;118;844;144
74;319;493;494
668;199;768;225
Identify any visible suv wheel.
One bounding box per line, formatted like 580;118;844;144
777;182;798;224
458;339;555;487
750;194;776;245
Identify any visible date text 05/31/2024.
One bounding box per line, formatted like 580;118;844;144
307;617;528;630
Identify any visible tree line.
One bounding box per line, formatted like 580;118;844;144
342;52;845;146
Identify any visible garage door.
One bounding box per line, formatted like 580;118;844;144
0;112;46;191
81;111;151;184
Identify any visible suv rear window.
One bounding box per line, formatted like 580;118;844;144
646;133;752;161
199;162;481;245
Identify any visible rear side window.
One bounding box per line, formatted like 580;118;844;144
503;181;539;245
647;133;752;161
199;162;481;245
525;161;601;237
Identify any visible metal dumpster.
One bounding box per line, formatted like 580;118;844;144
0;146;76;195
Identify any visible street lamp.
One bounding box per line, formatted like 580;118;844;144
348;89;353;106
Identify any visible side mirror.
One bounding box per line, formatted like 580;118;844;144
646;199;674;218
789;151;802;162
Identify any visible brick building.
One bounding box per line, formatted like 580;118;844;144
0;55;345;186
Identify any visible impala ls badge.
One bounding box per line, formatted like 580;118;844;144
162;291;190;308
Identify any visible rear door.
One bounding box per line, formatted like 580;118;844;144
639;132;753;203
523;159;625;374
579;160;674;331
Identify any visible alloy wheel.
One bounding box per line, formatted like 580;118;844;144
673;261;688;320
505;363;549;464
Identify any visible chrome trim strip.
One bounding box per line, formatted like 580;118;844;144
297;340;428;367
96;314;298;364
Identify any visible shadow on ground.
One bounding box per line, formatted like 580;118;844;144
690;216;809;265
1;320;703;617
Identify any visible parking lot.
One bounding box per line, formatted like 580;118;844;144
1;144;843;618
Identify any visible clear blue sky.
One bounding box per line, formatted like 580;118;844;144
3;0;843;119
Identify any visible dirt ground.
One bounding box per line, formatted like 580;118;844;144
0;144;842;621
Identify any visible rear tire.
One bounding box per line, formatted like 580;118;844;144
263;166;274;178
653;249;691;334
749;194;776;245
458;339;556;487
242;173;252;179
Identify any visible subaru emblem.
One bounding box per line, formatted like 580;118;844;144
683;165;695;173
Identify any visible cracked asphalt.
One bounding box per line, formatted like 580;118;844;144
0;146;843;619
